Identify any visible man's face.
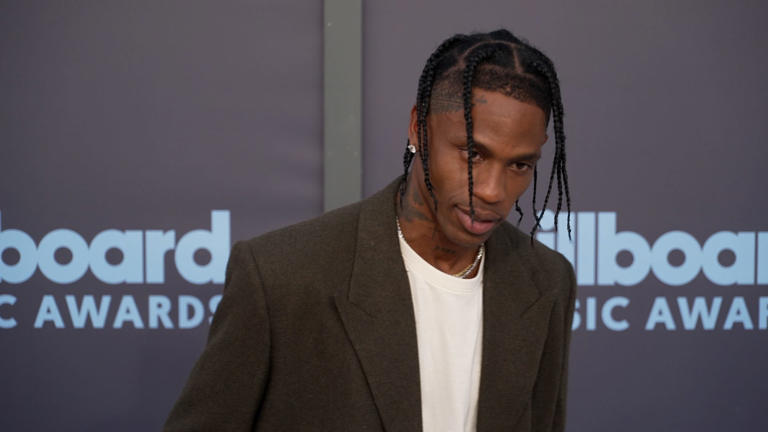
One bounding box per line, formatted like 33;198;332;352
408;89;547;248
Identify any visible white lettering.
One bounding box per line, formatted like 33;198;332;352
34;295;65;328
646;297;676;330
723;297;753;330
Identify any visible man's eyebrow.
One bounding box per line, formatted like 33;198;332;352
511;151;542;162
470;141;541;162
470;141;493;155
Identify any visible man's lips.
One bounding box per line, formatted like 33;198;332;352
454;206;500;235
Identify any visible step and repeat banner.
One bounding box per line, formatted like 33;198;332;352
0;1;323;430
1;1;766;431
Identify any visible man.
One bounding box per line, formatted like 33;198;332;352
165;29;576;432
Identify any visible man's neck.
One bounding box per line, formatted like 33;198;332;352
396;178;482;278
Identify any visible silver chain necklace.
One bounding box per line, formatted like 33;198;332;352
396;217;484;279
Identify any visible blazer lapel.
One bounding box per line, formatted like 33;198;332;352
334;179;422;432
476;229;550;431
334;179;551;431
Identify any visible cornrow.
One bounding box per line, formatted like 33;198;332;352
461;44;504;220
515;38;570;237
401;29;571;243
400;35;469;211
530;59;572;238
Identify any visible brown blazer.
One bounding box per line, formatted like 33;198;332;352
164;179;576;432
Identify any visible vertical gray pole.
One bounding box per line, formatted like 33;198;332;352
323;0;362;212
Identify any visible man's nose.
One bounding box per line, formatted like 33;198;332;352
472;163;505;205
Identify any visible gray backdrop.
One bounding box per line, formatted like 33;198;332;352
1;1;766;431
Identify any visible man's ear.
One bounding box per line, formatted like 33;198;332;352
408;104;419;149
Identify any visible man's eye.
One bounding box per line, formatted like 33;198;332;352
510;162;533;172
459;147;480;161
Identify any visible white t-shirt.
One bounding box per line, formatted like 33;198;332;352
398;235;485;432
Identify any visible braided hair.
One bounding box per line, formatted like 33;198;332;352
400;29;572;240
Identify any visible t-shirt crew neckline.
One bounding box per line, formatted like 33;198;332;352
398;236;485;293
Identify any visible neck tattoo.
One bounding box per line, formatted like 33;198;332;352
395;217;484;279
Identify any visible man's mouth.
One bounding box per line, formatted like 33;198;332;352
454;206;500;236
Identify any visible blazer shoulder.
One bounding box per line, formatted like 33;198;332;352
499;221;575;297
235;201;363;288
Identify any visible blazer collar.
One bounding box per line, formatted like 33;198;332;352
334;178;545;432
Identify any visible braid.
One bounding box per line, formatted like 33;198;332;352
462;44;502;220
560;151;573;236
532;164;538;224
555;157;563;227
489;29;524;45
401;35;469;211
399;138;416;208
514;200;523;226
530;59;572;239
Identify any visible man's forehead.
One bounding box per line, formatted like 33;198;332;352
428;65;551;119
430;89;547;124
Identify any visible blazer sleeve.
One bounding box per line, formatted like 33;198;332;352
164;241;271;431
531;255;577;432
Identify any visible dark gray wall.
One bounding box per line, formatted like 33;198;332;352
1;1;766;431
